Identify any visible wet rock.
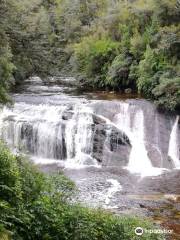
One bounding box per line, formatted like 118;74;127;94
55;123;67;160
92;114;106;125
3;115;16;122
47;76;77;87
139;204;146;208
109;127;131;149
124;88;132;94
92;114;131;165
62;111;74;120
21;122;35;153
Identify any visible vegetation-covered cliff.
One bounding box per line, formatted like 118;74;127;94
0;0;179;110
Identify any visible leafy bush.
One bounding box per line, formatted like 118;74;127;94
157;25;180;58
0;142;76;239
73;37;119;88
130;30;146;59
137;46;168;97
130;18;159;59
153;0;180;25
137;45;180;110
0;31;15;103
152;74;180;111
106;53;134;90
0;143;164;240
0;144;21;205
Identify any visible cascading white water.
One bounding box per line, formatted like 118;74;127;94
0;78;179;176
113;102;164;176
0;102;99;168
0;104;67;158
127;109;153;172
74;109;94;163
104;179;122;206
65;116;76;159
168;116;180;168
64;105;98;168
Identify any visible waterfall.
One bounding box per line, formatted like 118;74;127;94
168;116;180;168
0;103;99;168
113;102;164;176
0;104;67;158
0;89;179;176
127;109;153;173
65;106;98;167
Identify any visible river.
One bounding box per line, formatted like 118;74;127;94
0;76;180;239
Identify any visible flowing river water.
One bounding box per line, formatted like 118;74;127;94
0;77;180;239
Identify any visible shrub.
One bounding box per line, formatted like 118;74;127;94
137;46;168;97
152;74;180;111
153;0;180;25
137;45;180;111
130;18;159;59
106;53;134;90
73;37;119;88
157;25;180;58
0;31;15;103
0;144;21;205
130;30;146;59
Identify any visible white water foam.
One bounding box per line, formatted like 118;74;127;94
32;155;100;169
104;179;122;205
168;116;180;168
113;102;166;177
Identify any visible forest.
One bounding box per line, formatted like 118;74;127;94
0;0;179;111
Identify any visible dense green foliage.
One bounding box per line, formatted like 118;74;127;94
0;143;163;240
73;37;119;87
0;0;179;110
70;0;180;111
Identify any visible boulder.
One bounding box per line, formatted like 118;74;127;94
124;88;132;94
91;114;131;166
62;111;74;120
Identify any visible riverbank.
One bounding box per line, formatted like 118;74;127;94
39;163;180;240
0;143;164;240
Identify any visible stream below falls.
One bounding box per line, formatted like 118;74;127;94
0;76;180;239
